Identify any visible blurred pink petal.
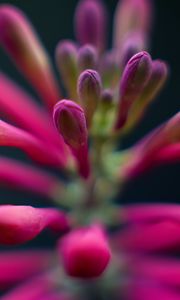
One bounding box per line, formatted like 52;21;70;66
0;5;60;110
154;143;180;164
0;205;69;245
121;113;180;179
0;157;63;199
116;221;180;253
125;280;180;300
130;257;180;288
0;273;57;300
122;204;180;224
0;73;67;152
0;120;66;168
0;250;53;289
37;293;71;300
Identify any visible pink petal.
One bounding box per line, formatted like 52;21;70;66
154;143;180;165
0;5;60;110
0;120;66;168
122;204;180;224
0;250;53;289
0;273;57;300
116;221;180;253
130;257;180;288
0;73;67;153
0;205;69;245
37;293;71;300
125;280;180;300
0;157;63;199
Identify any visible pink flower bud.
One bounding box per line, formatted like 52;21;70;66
59;225;111;278
53;100;90;179
55;40;78;100
114;51;152;130
123;59;168;132
78;69;102;126
75;0;108;52
0;5;60;110
78;44;98;71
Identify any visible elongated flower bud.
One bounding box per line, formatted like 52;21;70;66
75;0;107;52
113;0;152;49
124;60;168;131
78;69;102;126
59;225;111;278
53;100;90;179
78;44;98;71
56;40;78;100
114;51;152;130
0;5;60;110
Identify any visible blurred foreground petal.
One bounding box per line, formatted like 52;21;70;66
0;205;69;245
0;5;60;109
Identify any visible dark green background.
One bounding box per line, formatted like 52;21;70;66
0;0;179;208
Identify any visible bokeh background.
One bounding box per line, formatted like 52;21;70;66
0;0;179;214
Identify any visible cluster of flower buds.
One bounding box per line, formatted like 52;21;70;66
0;0;179;299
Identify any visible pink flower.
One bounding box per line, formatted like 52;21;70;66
0;0;179;299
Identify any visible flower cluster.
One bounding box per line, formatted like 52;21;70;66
0;0;179;299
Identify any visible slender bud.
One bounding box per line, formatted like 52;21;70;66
75;0;108;52
78;69;102;126
59;225;111;278
78;44;98;71
55;40;78;100
125;60;168;131
53;100;90;179
113;0;152;49
0;5;60;110
114;51;152;130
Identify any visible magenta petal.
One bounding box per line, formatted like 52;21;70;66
0;5;60;110
0;120;66;168
0;250;52;289
0;73;67;152
130;257;180;288
117;221;180;253
154;143;180;165
0;157;63;198
0;274;57;300
125;280;180;300
0;205;69;245
122;204;180;224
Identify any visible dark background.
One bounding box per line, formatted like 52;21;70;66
0;0;179;210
